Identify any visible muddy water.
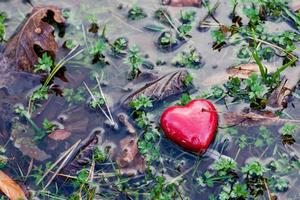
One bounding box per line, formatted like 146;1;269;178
0;0;299;199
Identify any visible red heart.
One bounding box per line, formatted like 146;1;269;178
160;99;218;154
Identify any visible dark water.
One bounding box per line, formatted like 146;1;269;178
0;0;299;199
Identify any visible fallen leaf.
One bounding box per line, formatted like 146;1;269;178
116;136;146;175
48;129;71;141
122;70;189;107
268;66;300;109
62;133;99;176
223;110;300;127
203;63;274;86
117;113;136;134
0;170;27;200
290;2;300;12
11;120;50;161
3;5;65;72
161;0;201;7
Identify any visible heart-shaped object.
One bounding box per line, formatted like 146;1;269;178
160;99;218;154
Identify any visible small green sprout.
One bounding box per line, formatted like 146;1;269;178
130;94;153;111
34;53;54;73
124;46;143;80
128;5;147;20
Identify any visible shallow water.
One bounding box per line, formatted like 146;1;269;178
0;0;300;199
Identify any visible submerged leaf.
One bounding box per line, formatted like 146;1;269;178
0;170;27;200
48;129;71;141
116;136;146;175
3;5;65;71
162;0;201;7
122;70;190;107
268;66;300;108
223;110;300;127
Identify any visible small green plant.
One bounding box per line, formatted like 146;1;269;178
130;94;153;111
42;119;56;133
128;5;147;20
178;24;192;39
154;8;173;26
178;93;192;106
158;31;177;47
90;39;108;65
0;12;6;42
124;46;143;80
64;39;78;50
180;10;196;24
63;88;86;106
172;48;202;68
34;53;54;73
111;37;128;56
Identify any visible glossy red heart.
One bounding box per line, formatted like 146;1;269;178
160;99;218;154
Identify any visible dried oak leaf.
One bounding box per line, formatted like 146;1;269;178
0;170;27;200
162;0;201;7
122;70;189;107
116;136;145;175
4;5;65;72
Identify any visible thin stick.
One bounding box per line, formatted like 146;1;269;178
95;75;115;125
37;140;81;185
83;82;112;123
43;140;81;190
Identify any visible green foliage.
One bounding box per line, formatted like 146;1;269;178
180;10;196;24
111;37;128;56
63;88;86;106
211;30;226;45
172;48;202;68
124;46;143;80
241;161;267;177
178;24;192;39
90;39;108;64
93;147;106;163
0;12;6;42
183;73;193;86
159;31;177;46
31;86;49;102
150;176;179;200
254;126;274;148
138;128;160;163
34;53;54;73
280;123;298;136
178;93;192;106
64;39;77;49
128;5;147;20
42;119;56;134
130;94;153;111
212;158;237;176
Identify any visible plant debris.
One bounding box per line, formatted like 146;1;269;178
0;170;27;200
116;136;146;175
122;70;190;107
162;0;201;7
3;5;65;71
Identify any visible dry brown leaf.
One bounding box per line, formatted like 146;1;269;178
267;66;300;109
203;63;274;86
122;70;189;107
0;170;27;200
4;5;65;71
117;113;136;134
162;0;201;7
116;136;146;175
48;129;71;141
223;110;300;127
